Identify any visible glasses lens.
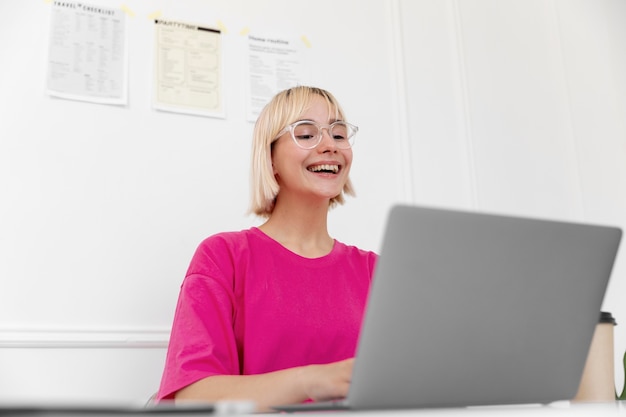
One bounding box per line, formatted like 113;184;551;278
289;121;357;149
330;122;356;148
292;122;320;149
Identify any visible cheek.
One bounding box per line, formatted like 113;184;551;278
271;151;293;177
343;151;354;170
270;147;284;176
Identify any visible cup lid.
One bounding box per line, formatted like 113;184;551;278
600;311;617;325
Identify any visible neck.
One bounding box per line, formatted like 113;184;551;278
259;195;334;258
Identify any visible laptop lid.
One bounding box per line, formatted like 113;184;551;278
348;204;621;410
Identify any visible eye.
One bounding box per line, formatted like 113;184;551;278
331;124;348;140
293;123;319;141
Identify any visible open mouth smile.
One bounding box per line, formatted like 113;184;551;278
307;164;340;174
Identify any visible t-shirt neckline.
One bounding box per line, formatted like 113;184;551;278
250;227;340;262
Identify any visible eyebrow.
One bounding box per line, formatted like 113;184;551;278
296;118;342;124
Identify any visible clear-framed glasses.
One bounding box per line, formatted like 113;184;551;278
276;120;358;150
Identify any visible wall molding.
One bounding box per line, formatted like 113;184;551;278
389;0;414;203
550;0;586;220
0;327;170;349
449;0;479;209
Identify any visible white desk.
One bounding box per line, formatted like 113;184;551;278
0;401;623;416
337;402;625;416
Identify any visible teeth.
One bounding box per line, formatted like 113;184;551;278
308;164;339;173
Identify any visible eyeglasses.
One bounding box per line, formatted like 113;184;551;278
275;120;358;150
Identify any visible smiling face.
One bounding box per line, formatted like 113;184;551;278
271;94;353;205
249;86;356;218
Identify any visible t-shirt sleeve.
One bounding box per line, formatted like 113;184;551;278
156;238;240;400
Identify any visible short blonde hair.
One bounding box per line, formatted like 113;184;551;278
249;86;355;218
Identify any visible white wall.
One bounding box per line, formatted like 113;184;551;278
1;0;624;403
397;0;626;394
0;0;401;403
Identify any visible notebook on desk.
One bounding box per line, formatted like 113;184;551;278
274;204;622;412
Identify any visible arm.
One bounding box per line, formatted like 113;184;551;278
175;358;354;411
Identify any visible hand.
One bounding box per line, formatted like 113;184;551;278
297;358;354;402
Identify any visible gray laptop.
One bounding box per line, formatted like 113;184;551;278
275;204;622;411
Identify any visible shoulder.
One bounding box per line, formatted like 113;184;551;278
194;228;270;254
335;240;378;258
187;228;261;277
334;240;379;270
198;228;255;245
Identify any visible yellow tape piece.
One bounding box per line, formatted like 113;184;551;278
301;35;312;48
44;0;53;4
240;27;250;36
216;20;227;34
148;10;162;20
120;4;135;17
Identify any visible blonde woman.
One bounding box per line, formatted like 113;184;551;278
157;86;377;410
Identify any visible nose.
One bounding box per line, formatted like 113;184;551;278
317;128;337;152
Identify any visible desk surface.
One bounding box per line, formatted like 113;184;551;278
0;401;624;416
357;402;625;416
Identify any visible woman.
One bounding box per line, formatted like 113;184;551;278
156;86;377;410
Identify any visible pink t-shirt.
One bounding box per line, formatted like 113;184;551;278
157;227;377;400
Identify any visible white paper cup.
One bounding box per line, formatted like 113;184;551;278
573;312;617;402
